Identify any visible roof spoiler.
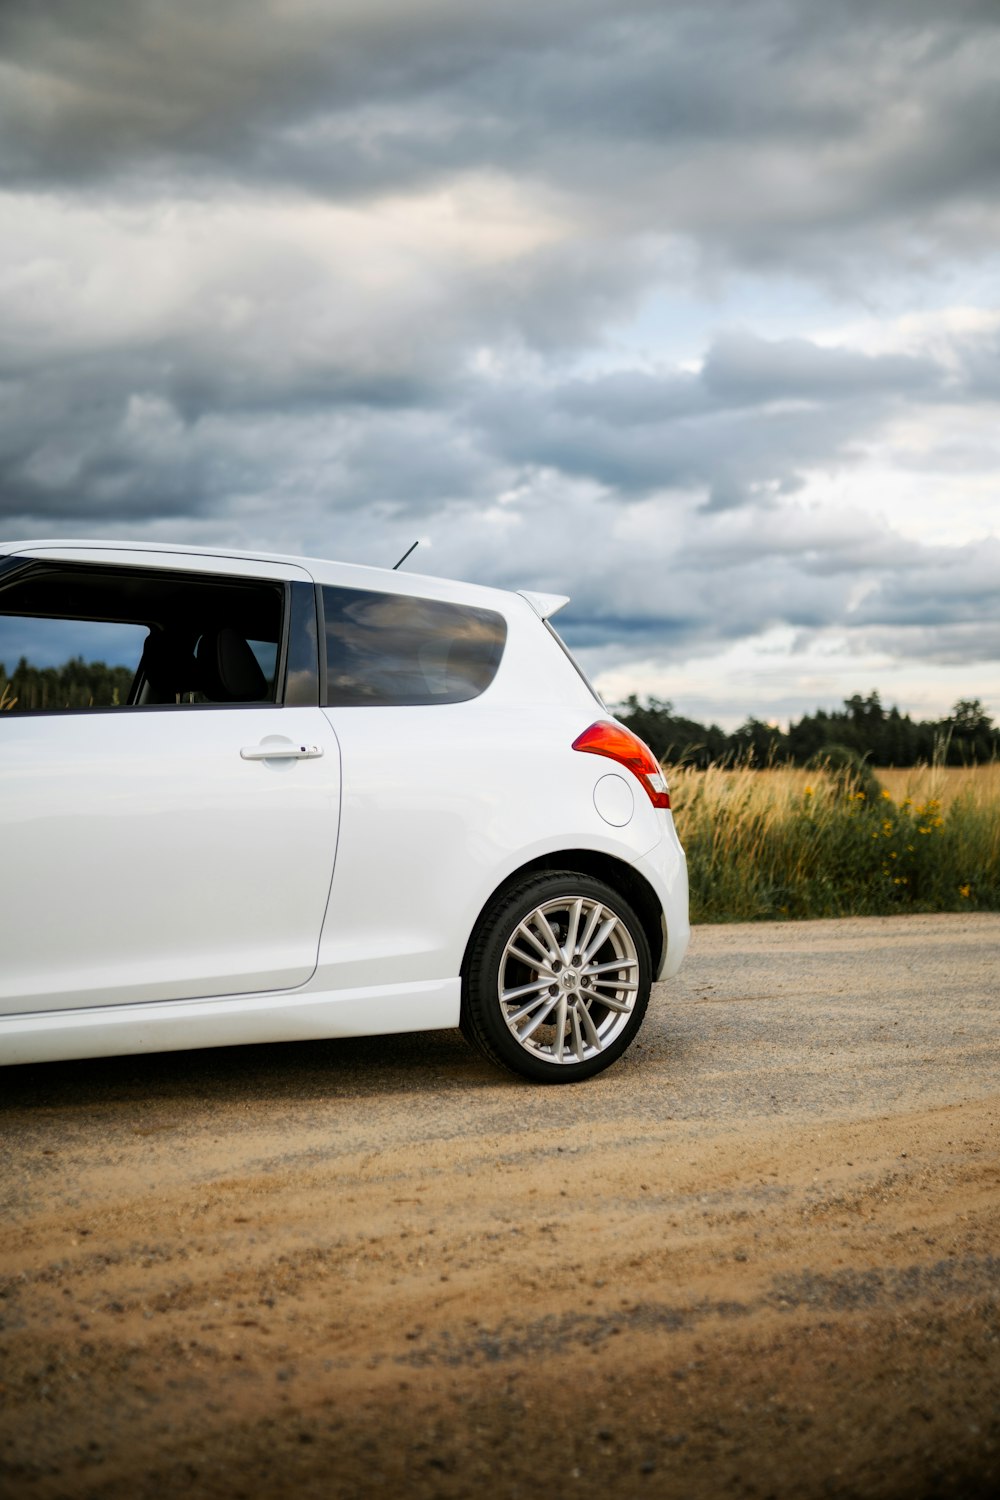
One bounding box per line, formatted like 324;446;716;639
518;590;570;621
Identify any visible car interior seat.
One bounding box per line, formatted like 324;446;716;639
135;631;200;704
195;626;268;702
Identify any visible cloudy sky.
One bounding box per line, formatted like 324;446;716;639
2;0;999;727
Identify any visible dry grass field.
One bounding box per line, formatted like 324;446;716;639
668;760;1000;814
666;762;1000;923
878;761;1000;810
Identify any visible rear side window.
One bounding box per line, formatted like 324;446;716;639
322;586;506;706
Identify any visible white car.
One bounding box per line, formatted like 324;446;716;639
0;540;689;1083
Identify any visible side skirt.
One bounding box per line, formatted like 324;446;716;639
0;979;462;1067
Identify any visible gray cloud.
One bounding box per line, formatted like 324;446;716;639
1;0;998;719
0;320;959;533
2;1;999;268
849;623;1000;669
852;539;1000;627
957;330;1000;400
470;333;950;510
701;332;939;403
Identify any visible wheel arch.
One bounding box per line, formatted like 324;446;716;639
460;849;665;986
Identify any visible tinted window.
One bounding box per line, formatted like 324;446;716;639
0;618;145;710
0;561;283;711
322;586;506;706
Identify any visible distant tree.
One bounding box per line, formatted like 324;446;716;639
950;698;992;733
937;699;998;764
1;656;134;711
729;717;787;764
786;708;840;763
614;690;997;769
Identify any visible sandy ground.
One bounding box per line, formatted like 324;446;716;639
1;912;998;1499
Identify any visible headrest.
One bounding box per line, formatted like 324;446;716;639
196;627;268;702
139;632;199;699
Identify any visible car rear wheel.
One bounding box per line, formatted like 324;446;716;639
462;872;652;1082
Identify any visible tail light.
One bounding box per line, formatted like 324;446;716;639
572;720;671;809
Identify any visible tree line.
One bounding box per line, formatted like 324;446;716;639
617;691;999;768
0;657;135;711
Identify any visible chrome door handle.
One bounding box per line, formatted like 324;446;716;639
240;743;324;761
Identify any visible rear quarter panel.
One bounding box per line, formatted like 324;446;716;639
313;697;670;992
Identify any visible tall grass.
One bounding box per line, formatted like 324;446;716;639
668;762;1000;923
878;762;1000;811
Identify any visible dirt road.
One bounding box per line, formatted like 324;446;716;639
1;913;998;1499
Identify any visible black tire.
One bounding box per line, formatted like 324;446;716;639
461;871;652;1083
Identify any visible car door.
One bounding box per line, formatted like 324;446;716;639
0;549;340;1015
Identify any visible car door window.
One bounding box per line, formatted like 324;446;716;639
0;560;286;712
0;617;147;710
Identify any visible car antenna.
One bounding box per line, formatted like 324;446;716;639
391;540;419;570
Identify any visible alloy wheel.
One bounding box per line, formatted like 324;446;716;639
497;894;640;1065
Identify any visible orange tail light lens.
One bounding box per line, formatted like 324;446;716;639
572;720;671;809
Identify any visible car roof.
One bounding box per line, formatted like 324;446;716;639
2;537;569;616
4;536;446;578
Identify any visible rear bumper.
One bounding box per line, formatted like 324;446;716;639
635;811;690;980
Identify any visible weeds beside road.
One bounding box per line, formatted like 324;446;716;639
672;762;1000;923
